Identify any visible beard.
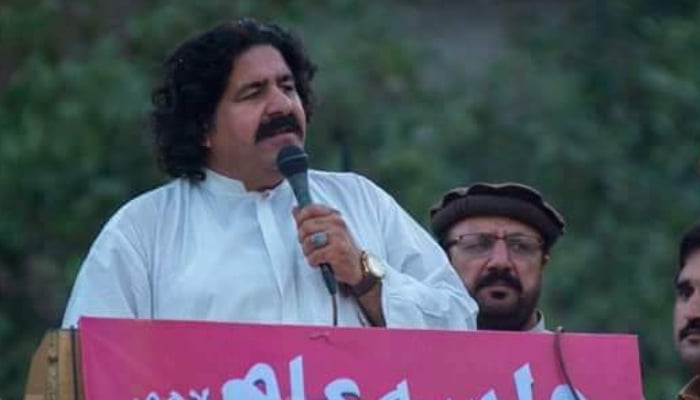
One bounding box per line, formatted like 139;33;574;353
473;269;541;331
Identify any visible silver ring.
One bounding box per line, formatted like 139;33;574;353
310;232;328;248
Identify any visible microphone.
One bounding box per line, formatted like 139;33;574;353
276;145;338;296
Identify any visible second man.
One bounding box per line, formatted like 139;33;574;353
430;183;565;331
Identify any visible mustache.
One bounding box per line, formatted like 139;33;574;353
255;114;302;143
475;269;522;292
680;319;700;340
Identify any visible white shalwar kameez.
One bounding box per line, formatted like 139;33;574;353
62;169;478;330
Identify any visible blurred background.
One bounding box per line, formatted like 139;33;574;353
1;0;699;397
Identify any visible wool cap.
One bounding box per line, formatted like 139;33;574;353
429;182;565;251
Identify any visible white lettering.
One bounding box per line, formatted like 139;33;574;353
479;389;498;400
550;385;587;400
135;354;590;400
189;388;210;400
167;391;185;400
379;380;411;400
325;378;361;399
513;364;533;400
221;362;281;399
290;356;306;400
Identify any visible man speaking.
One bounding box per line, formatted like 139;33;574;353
61;18;477;330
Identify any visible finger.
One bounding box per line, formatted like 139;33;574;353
304;245;337;270
301;228;336;257
297;213;345;242
294;204;339;224
304;243;362;285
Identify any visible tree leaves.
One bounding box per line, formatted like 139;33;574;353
1;1;699;398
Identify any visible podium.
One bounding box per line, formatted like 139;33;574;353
24;317;644;399
24;330;83;400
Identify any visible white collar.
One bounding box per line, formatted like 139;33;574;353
200;168;288;198
528;310;548;332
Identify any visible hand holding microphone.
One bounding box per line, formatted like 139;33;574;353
293;204;364;285
276;146;364;296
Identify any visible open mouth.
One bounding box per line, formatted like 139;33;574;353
489;290;508;300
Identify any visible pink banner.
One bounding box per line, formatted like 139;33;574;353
79;317;643;399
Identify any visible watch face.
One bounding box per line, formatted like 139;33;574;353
366;253;387;278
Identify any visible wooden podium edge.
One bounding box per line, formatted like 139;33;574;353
23;329;84;400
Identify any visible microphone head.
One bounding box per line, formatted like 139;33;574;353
276;145;309;178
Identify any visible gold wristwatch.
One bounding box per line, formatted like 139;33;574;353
348;251;387;297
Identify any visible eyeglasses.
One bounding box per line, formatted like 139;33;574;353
445;233;543;261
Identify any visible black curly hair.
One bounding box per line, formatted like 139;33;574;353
680;221;700;272
150;18;317;181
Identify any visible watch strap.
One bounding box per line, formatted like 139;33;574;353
349;273;379;297
349;251;380;297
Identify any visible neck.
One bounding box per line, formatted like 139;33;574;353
521;311;540;331
246;176;283;192
207;166;283;192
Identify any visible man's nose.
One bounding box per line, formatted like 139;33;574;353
265;86;293;116
485;239;512;268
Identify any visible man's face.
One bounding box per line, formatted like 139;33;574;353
446;216;547;331
674;249;700;374
206;44;307;190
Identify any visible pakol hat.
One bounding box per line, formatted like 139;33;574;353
429;182;565;251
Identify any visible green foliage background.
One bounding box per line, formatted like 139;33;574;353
1;0;699;398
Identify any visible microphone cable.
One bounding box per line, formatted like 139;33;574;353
331;292;338;327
